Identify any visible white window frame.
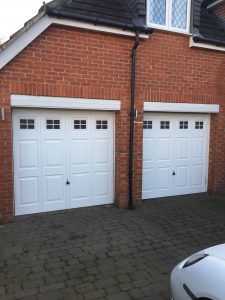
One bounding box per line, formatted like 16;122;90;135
147;0;192;34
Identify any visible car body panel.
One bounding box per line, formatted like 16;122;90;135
171;243;225;300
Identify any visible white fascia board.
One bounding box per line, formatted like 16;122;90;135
189;37;225;52
0;15;148;70
11;95;121;111
144;102;220;113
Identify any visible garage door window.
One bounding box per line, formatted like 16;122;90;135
143;120;153;129
179;121;188;129
160;121;170;129
74;120;87;129
96;120;108;129
195;121;204;129
20;119;35;129
46;120;60;129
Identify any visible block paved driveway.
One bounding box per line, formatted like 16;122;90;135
1;193;225;300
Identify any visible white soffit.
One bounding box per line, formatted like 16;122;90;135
144;102;220;113
0;14;148;70
11;95;121;111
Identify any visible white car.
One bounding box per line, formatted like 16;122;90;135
171;244;225;300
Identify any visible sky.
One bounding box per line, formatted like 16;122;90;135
0;0;49;42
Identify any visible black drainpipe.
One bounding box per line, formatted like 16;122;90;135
129;30;140;209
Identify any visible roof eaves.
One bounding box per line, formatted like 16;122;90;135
124;0;142;27
47;7;152;34
193;30;225;47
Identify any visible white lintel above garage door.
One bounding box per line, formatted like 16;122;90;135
11;95;121;111
144;102;219;113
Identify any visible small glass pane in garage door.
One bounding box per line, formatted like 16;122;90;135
46;120;60;130
20;119;35;129
74;120;87;130
143;120;153;129
96;120;108;130
195;121;204;129
160;121;170;129
179;121;188;129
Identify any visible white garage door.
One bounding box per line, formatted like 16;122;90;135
142;113;209;199
13;109;114;216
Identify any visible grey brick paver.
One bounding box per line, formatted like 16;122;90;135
119;282;134;291
15;288;38;299
39;282;65;293
95;277;118;289
106;292;132;300
22;278;45;290
129;288;146;299
105;286;120;295
84;289;106;300
1;194;225;299
0;286;6;296
37;291;59;300
76;282;96;294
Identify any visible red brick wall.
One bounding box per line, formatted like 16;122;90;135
0;25;224;221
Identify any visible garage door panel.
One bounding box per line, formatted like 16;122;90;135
176;166;189;188
70;111;114;208
71;140;89;166
42;133;67;211
94;139;110;164
70;173;91;200
94;172;110;197
43;140;65;168
192;165;204;187
157;138;172;161
143;138;155;162
157;167;172;191
143;113;209;199
19;141;39;169
142;168;155;198
176;138;190;161
13;111;42;215
20;177;39;205
45;175;65;203
193;137;205;159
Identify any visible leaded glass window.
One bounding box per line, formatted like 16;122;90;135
171;0;188;29
148;0;190;32
149;0;166;26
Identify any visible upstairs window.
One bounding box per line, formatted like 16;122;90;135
147;0;191;33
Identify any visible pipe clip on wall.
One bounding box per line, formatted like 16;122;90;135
1;108;5;121
134;109;143;124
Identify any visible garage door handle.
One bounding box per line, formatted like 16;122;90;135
66;180;70;185
172;171;176;176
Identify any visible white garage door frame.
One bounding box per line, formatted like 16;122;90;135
143;102;220;200
11;95;120;216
